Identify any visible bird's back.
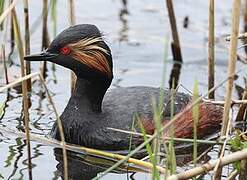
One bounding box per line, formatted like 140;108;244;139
102;86;191;129
51;86;193;150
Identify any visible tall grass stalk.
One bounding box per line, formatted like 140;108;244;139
166;80;177;176
0;0;5;29
158;37;169;113
51;0;57;37
68;0;75;25
1;45;9;84
12;8;33;180
192;80;199;169
0;0;17;24
158;36;170;177
126;114;137;177
0;0;4;16
0;0;16;60
68;0;76;93
208;0;215;99
220;0;240;139
41;0;49;78
138;115;160;179
128;115;136;153
23;0;31;91
216;0;241;179
156;36;169;159
50;0;57;82
9;0;15;60
166;0;183;63
152;97;161;177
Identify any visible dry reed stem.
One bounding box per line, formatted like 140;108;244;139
10;0;15;58
208;0;215;99
107;127;226;145
204;99;247;105
1;45;9;84
41;0;49;79
0;72;39;92
215;1;241;179
166;0;183;63
0;0;17;24
213;114;232;178
12;8;33;180
226;170;238;180
42;0;49;49
235;84;247;121
68;0;75;25
68;0;76;93
2;1;10;45
23;0;31;91
167;148;247;180
38;75;68;180
220;0;241;145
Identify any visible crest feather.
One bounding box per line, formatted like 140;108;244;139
67;37;111;76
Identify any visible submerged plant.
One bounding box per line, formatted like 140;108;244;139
0;0;5;30
229;132;247;171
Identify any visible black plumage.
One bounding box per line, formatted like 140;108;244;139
24;24;222;150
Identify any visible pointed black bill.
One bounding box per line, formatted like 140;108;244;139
24;51;58;61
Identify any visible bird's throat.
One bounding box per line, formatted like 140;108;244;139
72;77;111;112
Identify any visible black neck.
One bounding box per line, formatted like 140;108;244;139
72;77;112;112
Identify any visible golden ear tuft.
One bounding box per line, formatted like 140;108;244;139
67;37;111;76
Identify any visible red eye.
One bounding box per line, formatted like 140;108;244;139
60;47;71;55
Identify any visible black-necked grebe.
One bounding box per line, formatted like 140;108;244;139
24;24;223;150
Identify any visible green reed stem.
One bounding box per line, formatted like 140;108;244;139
192;80;199;170
152;98;161;180
12;8;32;180
0;0;5;29
168;80;177;174
138;115;160;180
51;0;57;37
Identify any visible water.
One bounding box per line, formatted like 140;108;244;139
0;0;246;179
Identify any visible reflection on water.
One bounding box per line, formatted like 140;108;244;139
119;0;129;42
169;61;182;89
53;142;215;179
3;138;44;180
54;148;145;180
5;138;25;180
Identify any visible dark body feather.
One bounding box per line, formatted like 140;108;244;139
51;84;191;150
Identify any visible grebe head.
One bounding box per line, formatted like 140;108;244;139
24;24;113;81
